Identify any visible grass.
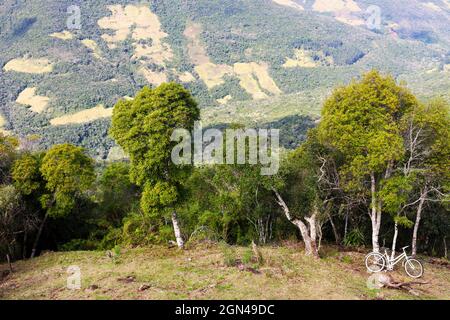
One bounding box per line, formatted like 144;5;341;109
3;58;54;74
1;243;449;300
50;104;112;126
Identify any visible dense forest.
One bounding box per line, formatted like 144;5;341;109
1;0;449;159
1;70;449;263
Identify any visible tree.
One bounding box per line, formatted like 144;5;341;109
110;83;200;248
12;144;95;258
0;185;23;260
96;162;140;227
0;133;18;184
399;98;450;256
317;70;418;252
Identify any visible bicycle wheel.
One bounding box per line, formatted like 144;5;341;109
404;258;423;278
365;252;386;273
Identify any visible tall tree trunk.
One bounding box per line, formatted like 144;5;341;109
273;188;318;257
6;254;13;273
22;231;27;260
412;190;426;257
305;211;319;259
31;212;49;259
171;211;184;249
444;236;448;260
370;172;380;253
391;222;398;260
327;211;340;245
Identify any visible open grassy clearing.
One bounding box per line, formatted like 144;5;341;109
16;87;50;113
1;243;449;300
50;31;74;40
271;0;304;11
50;105;112;126
3;58;53;74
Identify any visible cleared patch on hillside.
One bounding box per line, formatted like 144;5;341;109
312;0;361;13
81;39;102;59
195;63;234;89
335;14;364;26
184;22;210;65
445;0;450;10
138;67;168;86
234;62;282;100
98;5;173;61
3;58;53;74
177;71;196;83
98;5;173;85
217;95;232;105
423;2;443;12
283;49;334;68
16;87;50;113
271;0;304;10
184;23;281;98
50;30;73;40
50;105;112;126
0;114;10;136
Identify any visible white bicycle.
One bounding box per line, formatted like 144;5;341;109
365;246;423;278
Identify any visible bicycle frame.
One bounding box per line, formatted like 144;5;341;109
383;248;408;270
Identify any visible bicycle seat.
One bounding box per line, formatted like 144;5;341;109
402;246;409;250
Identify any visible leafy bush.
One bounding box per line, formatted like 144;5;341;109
343;229;365;247
220;242;237;267
59;239;99;251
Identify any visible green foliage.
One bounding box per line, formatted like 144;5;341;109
220;242;238;267
0;134;18;184
110;83;200;219
379;175;413;214
96;162;139;226
12;153;44;195
40;144;95;217
319;70;418;189
59;239;99;251
343;228;365;247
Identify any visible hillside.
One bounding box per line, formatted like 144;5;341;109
0;0;449;158
1;244;449;300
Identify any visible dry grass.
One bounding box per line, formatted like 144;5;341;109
184;22;281;98
335;14;365;26
234;62;282;99
0;114;9;136
422;2;443;12
283;49;334;68
50;31;73;40
177;71;196;83
16;87;50;113
217;95;232;105
98;4;173;86
138;66;168;86
312;0;361;13
184;22;210;65
271;0;304;10
50;105;112;126
81;39;102;59
195;63;234;89
3;58;53;74
98;5;173;62
1;244;448;300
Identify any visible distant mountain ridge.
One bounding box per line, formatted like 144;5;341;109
0;0;449;158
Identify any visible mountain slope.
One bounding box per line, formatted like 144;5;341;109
0;0;449;158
